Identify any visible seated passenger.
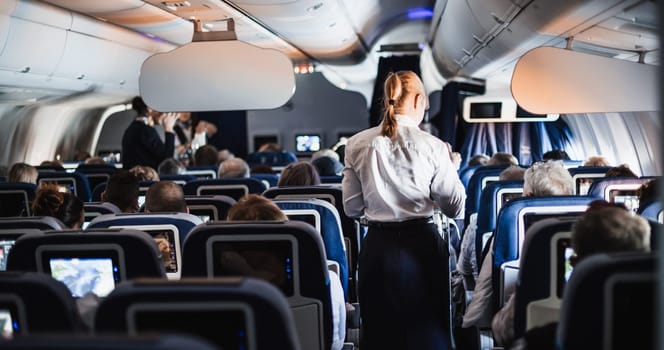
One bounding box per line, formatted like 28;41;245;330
605;164;638;177
193;144;219;167
500;200;651;348
541;149;570;162
144;181;188;214
101;170;139;213
278;161;321;187
462;160;573;329
457;165;525;281
218;158;251;178
312;156;343;176
227;194;346;350
129;165;160;182
583;155;610;167
468;154;490;166
7;162;38;184
217;149;235;164
32;183;84;229
157;158;185;175
487;152;519;166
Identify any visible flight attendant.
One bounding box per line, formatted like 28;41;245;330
342;71;465;350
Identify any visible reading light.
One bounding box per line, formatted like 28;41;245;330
407;8;433;20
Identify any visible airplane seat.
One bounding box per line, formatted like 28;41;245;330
320;175;343;184
557;252;656;350
183;178;267;201
638;200;662;223
181;221;333;350
263;185;360;303
474;180;524;266
37;171;93;202
87;213;203;280
464;165;511;227
567;166;612;195
35;165;65;173
251;173;280;188
0;334;218;350
185;165;218;179
0;216;66;231
91;182;107;202
82;202;121;229
491;196;595;314
0;176;5;182
273;198;350;299
75;164;117;193
94;278;301;350
0;271;87;333
184;195;236;221
586;176;657;209
0;182;37;217
158;174;198;185
513;217;577;340
5;229;166;280
246;151;298;167
458;164;482;188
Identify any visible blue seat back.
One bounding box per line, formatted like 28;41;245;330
0;216;65;231
251;173;280;188
567;166;611;194
246;151;298;167
513;217;576;339
185;165;218;179
158;174;198;185
557;253;656;350
639;200;662;223
274;198;349;299
184;195;236;221
75;164;117;193
0;271;86;333
492;195;595;310
0;183;36;217
587;176;656;209
475;180;524;262
263;185;359;301
464;165;511;225
37;171;92;202
184;179;267;201
181;221;332;350
458;164;481;188
95;278;301;350
319;175;343;184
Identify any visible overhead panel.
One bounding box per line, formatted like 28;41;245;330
511;47;658;114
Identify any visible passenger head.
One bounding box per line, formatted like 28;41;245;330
32;183;84;229
8;162;38;184
468;154;490;167
542;149;570;161
311;156;343;176
499;165;526;181
132;96;149;116
571;200;650;264
102;170;139;213
487;152;519;166
145;181;187;213
157;158;185;175
218;158;250;178
605;164;638;178
194;144;219;166
381;70;427;138
258;143;282;153
523;160;573;196
217;149;235;164
637;178;659;209
129;165;160;182
311;149;340;162
73;150;91;162
278;162;321;187
227;194;287;221
583;155;610;167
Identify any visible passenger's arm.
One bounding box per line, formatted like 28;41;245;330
341;156;365;218
431;142;466;219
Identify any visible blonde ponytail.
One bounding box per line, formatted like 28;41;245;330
380;71;424;139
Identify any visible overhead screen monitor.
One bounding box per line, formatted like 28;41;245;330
0;191;31;217
295;134;321;153
128;303;253;350
462;94;560;123
40;248;123;298
211;239;295;297
556;237;574;298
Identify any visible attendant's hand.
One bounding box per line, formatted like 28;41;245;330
161;112;178;133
